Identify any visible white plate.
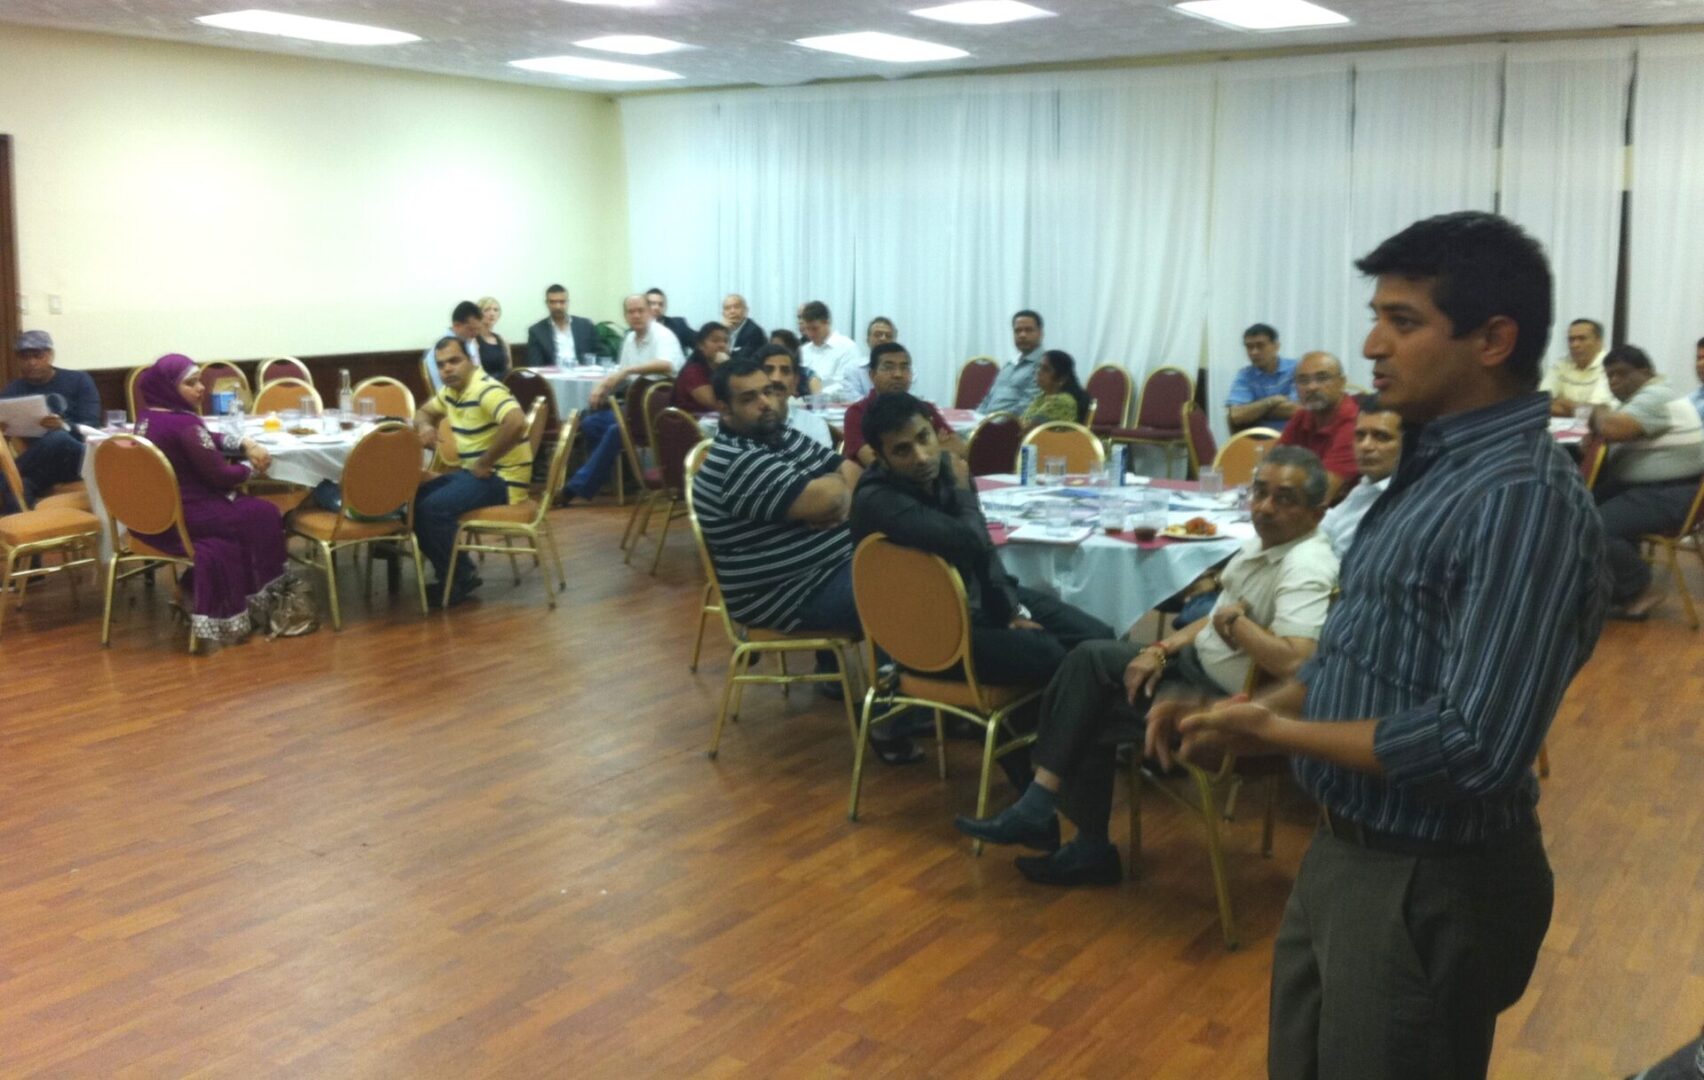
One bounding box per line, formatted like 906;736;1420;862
298;433;346;444
1161;525;1224;542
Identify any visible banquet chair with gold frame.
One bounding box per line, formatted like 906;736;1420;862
628;406;704;574
1018;421;1106;475
352;376;416;420
683;442;722;672
124;366;147;422
954;356;1000;410
92;435;200;653
1642;473;1704;630
284;422;430;630
847;534;1047;848
1214;427;1282;488
199;360;252;411
254;378;324;417
257;356;312;385
443;404;577;610
684;460;860;758
614;381;669;551
0;436;101;638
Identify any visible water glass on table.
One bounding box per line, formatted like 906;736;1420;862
321;408;341;435
357;398;378;424
298;394;317;418
1098;495;1127;535
105;410;127;431
1047;498;1074;535
1199;465;1224;497
1133;489;1167;542
1043;456;1067;487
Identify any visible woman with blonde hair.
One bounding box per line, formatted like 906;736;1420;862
473;296;511;379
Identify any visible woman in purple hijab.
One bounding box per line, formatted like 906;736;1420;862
132;353;288;644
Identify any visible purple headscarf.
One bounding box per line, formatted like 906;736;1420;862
137;353;200;412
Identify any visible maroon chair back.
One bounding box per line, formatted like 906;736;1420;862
1085;365;1132;434
1134;367;1193;434
624;375;663;445
954;358;1000;409
642;380;674;448
1184;403;1219;479
966;412;1023;477
654;407;704;495
505;369;557;436
259;357;312;385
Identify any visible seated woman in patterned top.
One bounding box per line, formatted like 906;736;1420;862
1021;349;1092;427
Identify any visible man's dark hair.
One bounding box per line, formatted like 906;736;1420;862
695;321;728;348
1261;445;1330;509
1244;323;1278;342
1602;344;1654;373
1354;211;1553;389
1012;309;1043;330
451;300;483;325
434;336;467;359
545;284;566;296
712;357;766;404
1354;392;1396;416
645;287;666;300
1569;318;1604;339
867;341;910;372
862;391;933;458
769;329;800;355
756;343;795;367
800;300;830;323
867;316;895;335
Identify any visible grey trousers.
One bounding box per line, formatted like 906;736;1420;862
1595;475;1702;603
1268;826;1553;1080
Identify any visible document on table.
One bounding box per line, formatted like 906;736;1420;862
0;395;51;438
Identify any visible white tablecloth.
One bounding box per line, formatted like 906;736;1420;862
978;475;1245;631
537;367;607;418
697;406;984;439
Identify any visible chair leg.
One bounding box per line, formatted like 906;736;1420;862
321;540;343;631
709;644;749;758
648;498;677;575
848;686;877;821
620;493;653;557
1667;542;1698;630
835;644;859;747
441;532;463;610
934;708;947;781
543;525;567;593
1223;775;1243;821
1191;769;1239;950
0;550;13;639
969;714;1002;856
778;651;789;698
100;556;120;646
408;536;430;616
504;535;522;585
689;584;713;672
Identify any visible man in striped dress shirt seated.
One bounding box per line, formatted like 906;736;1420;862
1147;212;1609;1078
692;357;865;674
413;337;533;607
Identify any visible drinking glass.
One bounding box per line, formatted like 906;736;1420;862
298;394;316;418
1043;456;1067;487
1199;466;1224;497
1047;498;1074;535
105;410;127;431
1133;489;1167;542
1098;496;1127;535
321;408;341;435
281;409;301;430
358;398;378;423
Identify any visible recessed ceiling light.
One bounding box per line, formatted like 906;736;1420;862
195;9;420;45
510;55;683;81
911;1;1054;26
794;32;968;63
575;34;690;56
1173;0;1349;31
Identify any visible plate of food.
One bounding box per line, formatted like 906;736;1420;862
1161;517;1222;541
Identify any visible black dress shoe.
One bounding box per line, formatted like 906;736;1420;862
952;806;1061;851
1014;840;1123;886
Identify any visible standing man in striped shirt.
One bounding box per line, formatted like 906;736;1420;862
1148;212;1608;1078
693;356;863;656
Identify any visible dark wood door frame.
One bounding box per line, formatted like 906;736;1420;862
0;136;19;385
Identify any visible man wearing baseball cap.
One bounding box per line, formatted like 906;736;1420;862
1;331;103;511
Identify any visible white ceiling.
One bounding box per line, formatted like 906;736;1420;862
1;0;1699;93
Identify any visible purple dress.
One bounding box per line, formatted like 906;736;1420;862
131;355;287;643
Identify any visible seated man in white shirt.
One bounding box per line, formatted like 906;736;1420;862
956;447;1340;885
562;293;685;503
799;300;869;400
757;344;833;449
1320;395;1403;558
1539;318;1612;418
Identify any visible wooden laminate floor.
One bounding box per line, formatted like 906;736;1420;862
1;503;1701;1078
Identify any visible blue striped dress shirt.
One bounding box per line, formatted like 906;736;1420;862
1294;392;1609;844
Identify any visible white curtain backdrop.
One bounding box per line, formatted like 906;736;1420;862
1628;37;1704;390
1500;41;1632;365
1206;57;1357;432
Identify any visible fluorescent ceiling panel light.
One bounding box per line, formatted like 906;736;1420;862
794;31;968;63
510;55;683;81
911;1;1054;26
1173;0;1349;31
561;0;655;7
195;9;420;45
575;34;690;56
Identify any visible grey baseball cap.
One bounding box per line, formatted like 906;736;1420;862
16;330;53;352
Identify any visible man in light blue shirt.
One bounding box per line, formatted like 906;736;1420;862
422;301;487;393
979;309;1046;415
1691;336;1704;424
1320;399;1402;557
1225;322;1300;433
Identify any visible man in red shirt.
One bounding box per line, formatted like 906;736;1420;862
841;343;965;465
1278;351;1360;502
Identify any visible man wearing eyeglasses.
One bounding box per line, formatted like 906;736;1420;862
1277;351;1360;503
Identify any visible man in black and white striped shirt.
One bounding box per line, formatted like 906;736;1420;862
694;358;863;636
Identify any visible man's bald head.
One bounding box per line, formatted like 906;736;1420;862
1295;351;1347;415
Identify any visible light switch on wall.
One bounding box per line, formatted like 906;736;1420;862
47;295;63;314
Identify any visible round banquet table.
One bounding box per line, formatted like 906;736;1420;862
536;367;608;419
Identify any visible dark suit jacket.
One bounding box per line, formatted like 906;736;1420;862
661;315;696;354
525;315;600;368
728;319;768;363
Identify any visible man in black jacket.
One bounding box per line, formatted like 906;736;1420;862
849;392;1113;684
721;293;768;363
646;288;697;354
525;284;600;368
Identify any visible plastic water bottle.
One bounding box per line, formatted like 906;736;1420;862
1019;445;1038;486
1109;445;1128;486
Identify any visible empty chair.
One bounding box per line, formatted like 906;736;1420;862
1182;402;1219;480
1214;427;1281;488
1085;364;1133;437
628;406;705;574
257;356;312;384
352;376;416;420
954;356;1000;409
0;436;100;638
254;377;323;416
1019;421;1105;475
966;412;1023;477
1111;366;1195;477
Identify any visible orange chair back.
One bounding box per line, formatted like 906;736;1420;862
340;423;424;521
255;378;323;416
1214;428;1280;487
258;356;312;384
966;412;1023;477
93;435;194;555
0;434;28;508
431;416;459;471
1019;422;1105;474
353;377;415;419
1085;365;1132;431
852;534;980;686
954;356;999;410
